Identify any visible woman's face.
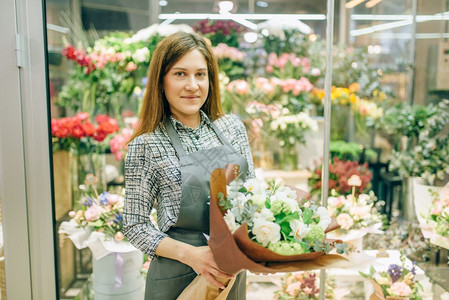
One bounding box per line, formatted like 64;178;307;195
163;49;209;121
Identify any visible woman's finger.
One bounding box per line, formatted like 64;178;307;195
203;273;226;289
210;267;235;280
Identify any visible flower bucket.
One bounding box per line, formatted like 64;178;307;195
92;250;144;300
412;177;443;224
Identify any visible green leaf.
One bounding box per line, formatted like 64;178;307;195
302;208;313;225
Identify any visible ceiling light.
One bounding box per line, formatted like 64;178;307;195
345;0;366;9
365;0;382;8
159;13;326;21
244;32;258;43
256;1;268;8
350;11;449;36
218;1;234;13
159;0;168;6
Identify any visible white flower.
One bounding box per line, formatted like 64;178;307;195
252;219;281;247
271;191;300;212
336;213;354;230
315;207;332;230
358;194;370;205
132;47;150;62
223;211;240;234
254;208;275;222
250;193;267;207
244;179;267;196
289;219;310;240
230;193;249;216
350;206;371;221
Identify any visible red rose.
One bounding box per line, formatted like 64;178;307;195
71;124;85;138
95;114;110;124
82;122;95;136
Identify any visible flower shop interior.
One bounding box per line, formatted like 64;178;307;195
1;0;449;299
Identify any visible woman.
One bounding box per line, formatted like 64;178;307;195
124;32;255;300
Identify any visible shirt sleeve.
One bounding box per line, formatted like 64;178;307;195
123;135;168;259
232;115;256;179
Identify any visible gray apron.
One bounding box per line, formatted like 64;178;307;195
145;117;248;300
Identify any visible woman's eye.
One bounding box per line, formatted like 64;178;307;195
197;72;207;77
175;72;185;76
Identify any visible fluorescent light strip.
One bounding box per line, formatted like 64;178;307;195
365;0;382;8
352;14;449;21
373;32;449;39
350;11;449;36
345;0;366;9
159;13;326;20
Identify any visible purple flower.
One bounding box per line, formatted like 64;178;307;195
388;264;403;282
410;262;416;275
99;192;110;205
113;212;123;224
141;77;148;86
83;197;93;206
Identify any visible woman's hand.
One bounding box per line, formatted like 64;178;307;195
155;237;234;289
182;246;234;289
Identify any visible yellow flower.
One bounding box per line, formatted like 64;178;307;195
350;93;358;104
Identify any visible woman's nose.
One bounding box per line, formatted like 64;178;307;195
185;76;199;91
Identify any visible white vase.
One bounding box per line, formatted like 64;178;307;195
92;250;144;300
412;177;443;224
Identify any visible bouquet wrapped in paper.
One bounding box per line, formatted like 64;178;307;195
178;166;361;299
326;189;383;246
360;256;422;300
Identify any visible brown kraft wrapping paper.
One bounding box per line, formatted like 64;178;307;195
178;167;354;300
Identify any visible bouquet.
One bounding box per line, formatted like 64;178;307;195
360;257;422;299
59;177;137;259
327;190;383;242
178;166;362;300
219;178;346;257
274;271;335;300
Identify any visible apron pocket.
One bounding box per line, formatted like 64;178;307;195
150;271;197;300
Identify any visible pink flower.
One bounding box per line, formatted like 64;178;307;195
389;282;412;297
432;201;444;215
286;282;301;296
311;68;321;76
266;65;274;73
336;213;354;230
84;205;103;222
126;62;137;72
114;232;124;242
328;196;344;208
268;52;277;65
75;112;89;121
227;80;249;95
108;194;122;206
142;259;151;271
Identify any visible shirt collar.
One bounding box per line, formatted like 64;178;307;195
169;110;210;132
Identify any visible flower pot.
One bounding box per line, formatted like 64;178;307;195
92;250;144;299
412;177;443;224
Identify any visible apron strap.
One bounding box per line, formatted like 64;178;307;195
164;115;234;157
209;121;234;149
164;118;188;157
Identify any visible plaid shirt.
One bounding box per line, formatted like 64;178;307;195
124;111;255;259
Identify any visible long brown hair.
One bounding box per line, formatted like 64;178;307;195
129;32;224;142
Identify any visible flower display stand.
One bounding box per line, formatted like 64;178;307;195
92;250;144;300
